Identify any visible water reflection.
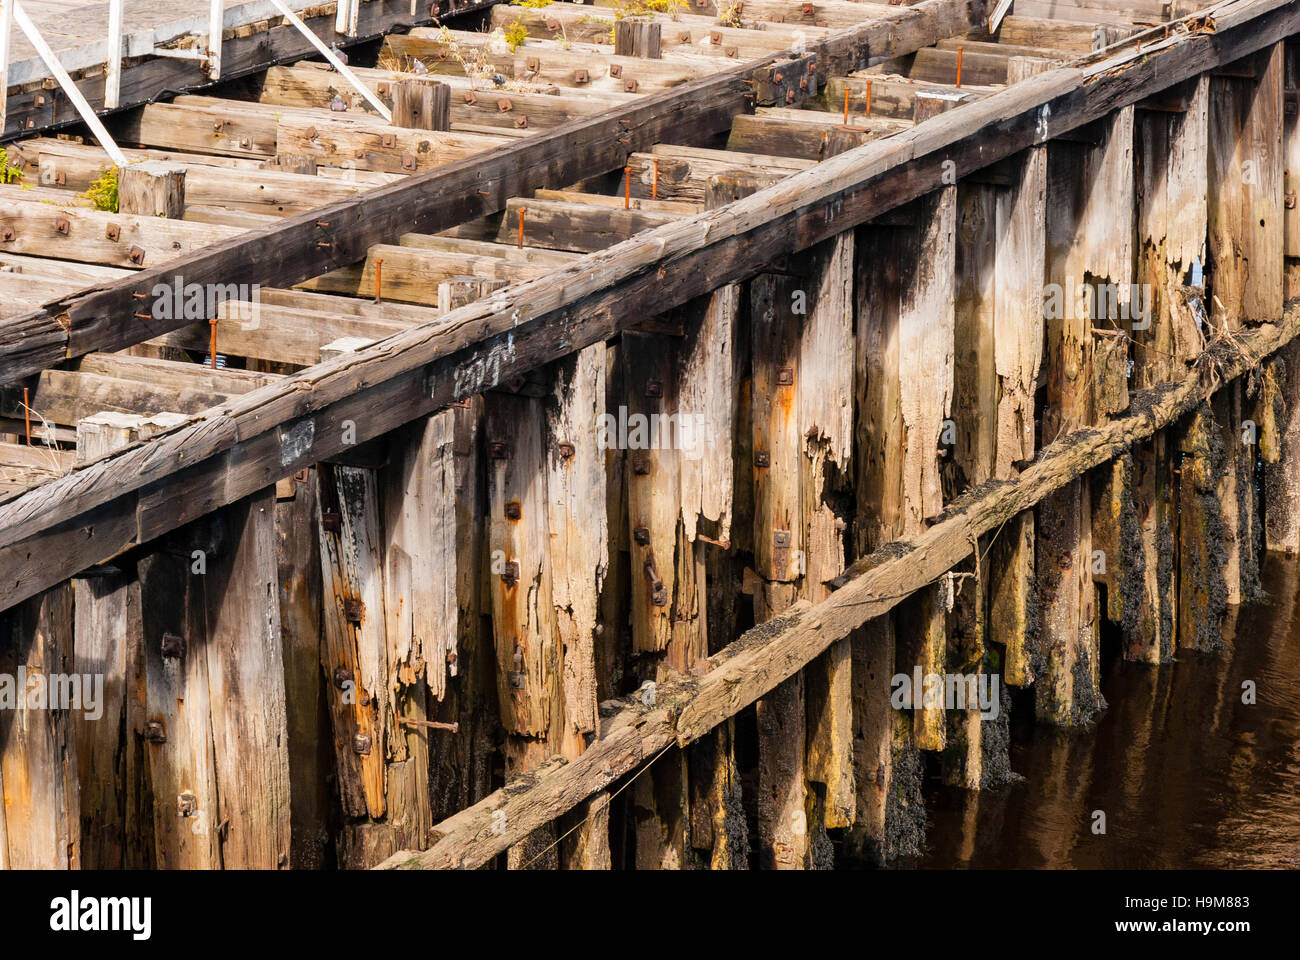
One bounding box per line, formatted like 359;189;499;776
906;554;1300;869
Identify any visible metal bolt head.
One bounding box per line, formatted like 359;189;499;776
645;378;663;399
624;79;638;93
321;509;341;532
501;560;520;587
631;454;651;476
144;721;167;744
127;245;146;265
504;500;522;520
773;530;791;547
651;584;668;607
777;366;794;386
160;631;185;660
1;227;13;242
633;526;650;546
105;223;120;242
333;666;353;690
177;792;198;817
609;63;622;79
382;133;396;148
573;69;589;84
557;441;575;459
754;450;771;468
344;597;365;623
401;154;417;171
490;441;509;459
353;733;372;755
55;217;70;235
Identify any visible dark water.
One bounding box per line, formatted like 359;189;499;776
906;554;1300;869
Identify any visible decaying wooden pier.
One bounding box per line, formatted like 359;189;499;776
0;0;1298;870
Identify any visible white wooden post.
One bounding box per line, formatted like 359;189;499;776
105;0;124;109
13;0;127;166
207;0;223;80
0;0;14;135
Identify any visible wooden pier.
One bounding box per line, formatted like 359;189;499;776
0;0;1297;870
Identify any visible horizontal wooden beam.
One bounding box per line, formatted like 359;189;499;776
375;302;1300;870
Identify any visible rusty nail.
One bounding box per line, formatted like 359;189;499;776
177;792;198;817
105;223;120;242
344;598;365;623
505;500;522;520
633;526;650;545
321;509;341;532
55;216;69;235
333;666;353;690
557;441;575;459
502;560;520;587
402;154;417;171
145;721;167;744
777;366;794;386
353;734;372;755
160;632;185;659
754;450;770;468
490;441;509;459
128;246;146;265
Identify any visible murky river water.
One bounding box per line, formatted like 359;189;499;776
904;554;1300;869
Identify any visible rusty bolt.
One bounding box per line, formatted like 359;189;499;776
1058;553;1073;571
526;57;541;73
294;468;309;483
515;116;528;129
574;69;589;84
333;666;353;690
382;133;396;148
801;2;814;15
55;171;65;186
631;454;651;476
239;137;251;149
754;450;771;468
710;31;722;44
609;63;622;79
557;441;575;459
1287;191;1297;210
508;671;525;689
34;94;46;107
773;530;791;548
497;98;512;112
786;89;795;103
1;227;12;242
464;92;477;105
344;598;365;623
55;217;70;235
633;526;650;546
321;509;341;532
177;792;198;817
774;72;785;84
504;500;522;520
128;245;146;265
501;560;520;587
645;378;663;399
624;79;638;93
353;734;372;755
304;125;318;140
160;631;185;660
145;721;167;744
777;366;794;386
490;441;509;459
651;583;668;607
546;17;560;30
678;31;691;44
105;223;120;242
402;154;417;171
446;651;457;666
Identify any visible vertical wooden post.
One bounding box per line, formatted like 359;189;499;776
203;488;292;869
274;467;331;869
0;583;78;868
1265;44;1300;554
1039;107;1133;726
117;161;187;219
393;77;450;131
614;20;662;59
